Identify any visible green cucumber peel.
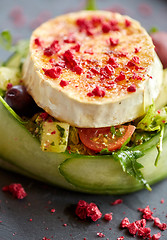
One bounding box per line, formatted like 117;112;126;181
0;96;27;125
85;0;96;10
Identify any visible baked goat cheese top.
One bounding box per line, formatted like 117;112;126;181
23;10;163;127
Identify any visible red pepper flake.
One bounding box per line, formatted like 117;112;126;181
7;83;13;90
84;48;94;55
117;237;124;240
75;200;102;221
160;199;164;204
104;213;112;221
120;217;130;228
115;72;125;82
43;67;62;79
152;232;161;240
97;232;105;238
34;37;42;47
138;205;153;220
71;43;81;52
87;86;106;98
108;57;119;68
60;80;69;88
44;40;60;56
125;19;131;27
127;84;136;92
109;37;119;46
2;183;27;199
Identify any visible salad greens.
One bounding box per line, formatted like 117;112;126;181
0;30;12;51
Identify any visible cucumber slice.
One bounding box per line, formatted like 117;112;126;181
3;52;22;68
59;140;167;194
0;66;21;90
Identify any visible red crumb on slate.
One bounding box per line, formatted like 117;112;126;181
50;208;56;213
117;237;124;240
104;213;112;221
29;218;32;222
63;223;67;227
160;199;164;204
111;199;123;205
42;238;51;240
2;183;27;199
138;3;152;17
76;200;102;221
97;232;105;238
9;6;26;27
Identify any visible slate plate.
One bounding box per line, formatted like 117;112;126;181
0;0;167;239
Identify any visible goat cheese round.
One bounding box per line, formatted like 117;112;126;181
23;10;163;127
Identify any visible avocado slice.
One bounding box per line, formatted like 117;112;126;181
0;100;167;194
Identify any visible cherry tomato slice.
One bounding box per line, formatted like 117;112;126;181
78;125;136;152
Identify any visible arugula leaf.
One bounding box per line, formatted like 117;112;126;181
0;30;12;50
0;96;27;124
85;0;96;10
149;27;158;34
112;149;151;191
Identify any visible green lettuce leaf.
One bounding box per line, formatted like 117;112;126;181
112;149;151;191
137;103;167;166
85;0;96;10
0;30;12;50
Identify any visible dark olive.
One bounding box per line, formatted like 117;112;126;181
4;85;40;117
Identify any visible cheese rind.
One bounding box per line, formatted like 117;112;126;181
23;11;163;127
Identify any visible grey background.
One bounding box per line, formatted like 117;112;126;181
0;0;167;239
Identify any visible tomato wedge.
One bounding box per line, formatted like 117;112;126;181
78;125;136;152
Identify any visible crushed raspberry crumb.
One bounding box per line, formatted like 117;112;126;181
63;36;76;43
71;43;80;52
134;47;141;53
42;238;50;240
137;227;151;238
104;213;112;221
132;72;142;80
43;67;62;79
97;232;105;238
135;219;146;228
117;237;124;240
128;222;138;235
108;57;119;68
153;217;167;231
120;217;130;228
51;130;56;135
60;80;69;87
2;183;27;199
115;72;125;82
102;22;111;33
63;49;83;74
76;200;102;221
44;40;60;56
132;56;140;64
34;37;42;47
90;67;100;75
29;218;32;222
160;199;164;204
138;205;153;220
127;84;136;92
84;48;94;55
63;223;67;227
50;208;56;213
125;19;131;27
87;86;105;97
111;199;123;205
109;37;119;46
152;232;161;240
